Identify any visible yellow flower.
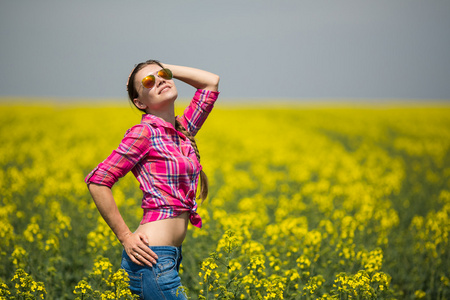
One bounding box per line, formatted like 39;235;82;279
415;290;426;298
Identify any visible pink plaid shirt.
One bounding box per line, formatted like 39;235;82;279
85;89;219;228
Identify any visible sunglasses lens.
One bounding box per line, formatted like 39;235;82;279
142;75;155;89
158;68;173;80
142;69;172;89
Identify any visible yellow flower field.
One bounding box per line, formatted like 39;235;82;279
0;100;449;299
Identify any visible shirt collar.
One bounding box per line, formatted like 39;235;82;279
141;114;187;140
141;114;175;130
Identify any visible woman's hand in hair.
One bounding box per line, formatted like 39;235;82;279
162;63;220;92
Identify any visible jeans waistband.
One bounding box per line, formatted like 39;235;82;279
146;245;182;257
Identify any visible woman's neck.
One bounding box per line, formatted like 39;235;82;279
146;102;176;127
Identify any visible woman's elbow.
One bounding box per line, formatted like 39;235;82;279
87;182;109;193
208;74;220;92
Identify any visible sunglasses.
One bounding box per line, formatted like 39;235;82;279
141;68;173;89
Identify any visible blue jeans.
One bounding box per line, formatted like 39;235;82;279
121;246;187;300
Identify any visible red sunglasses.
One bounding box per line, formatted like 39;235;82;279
141;68;173;89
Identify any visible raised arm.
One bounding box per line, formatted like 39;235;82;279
162;64;220;92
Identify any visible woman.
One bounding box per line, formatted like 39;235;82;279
85;60;220;299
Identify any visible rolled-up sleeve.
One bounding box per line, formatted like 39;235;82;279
178;89;219;136
85;124;151;188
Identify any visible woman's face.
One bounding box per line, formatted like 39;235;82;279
133;64;178;113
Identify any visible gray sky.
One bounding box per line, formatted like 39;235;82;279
1;0;449;101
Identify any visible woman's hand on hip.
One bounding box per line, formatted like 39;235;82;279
122;232;158;267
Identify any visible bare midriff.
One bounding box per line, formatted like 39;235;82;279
134;212;190;247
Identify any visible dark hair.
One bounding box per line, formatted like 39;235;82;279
126;60;209;202
175;119;209;202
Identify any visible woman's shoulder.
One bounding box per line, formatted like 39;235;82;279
124;122;155;139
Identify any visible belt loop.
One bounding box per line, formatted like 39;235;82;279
175;245;182;272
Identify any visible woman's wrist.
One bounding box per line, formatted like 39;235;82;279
117;229;133;244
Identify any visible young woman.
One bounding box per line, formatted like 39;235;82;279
85;60;220;299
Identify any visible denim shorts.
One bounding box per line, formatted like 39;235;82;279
121;246;187;300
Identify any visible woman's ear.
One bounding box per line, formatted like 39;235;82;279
133;98;147;110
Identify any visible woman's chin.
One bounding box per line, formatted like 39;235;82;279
164;89;178;102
